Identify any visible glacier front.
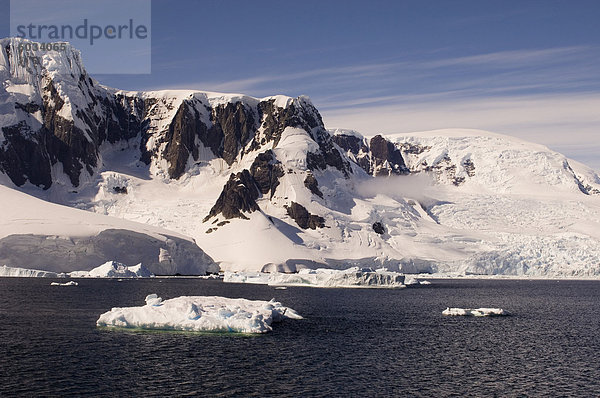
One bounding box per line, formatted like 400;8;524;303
224;267;407;288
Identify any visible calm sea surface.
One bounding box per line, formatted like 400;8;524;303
0;278;599;397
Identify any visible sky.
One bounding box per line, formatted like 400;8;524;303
2;0;599;170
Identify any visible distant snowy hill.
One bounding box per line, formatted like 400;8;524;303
1;37;600;277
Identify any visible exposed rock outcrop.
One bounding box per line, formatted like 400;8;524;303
372;222;385;235
332;131;409;177
369;135;409;176
249;150;284;198
285;202;325;230
303;172;323;198
204;170;260;221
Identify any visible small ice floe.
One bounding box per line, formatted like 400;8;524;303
442;307;508;317
50;281;78;286
405;276;432;286
274;286;287;290
145;293;163;306
96;294;303;333
198;274;223;280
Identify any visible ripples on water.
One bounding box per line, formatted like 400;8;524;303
0;278;599;397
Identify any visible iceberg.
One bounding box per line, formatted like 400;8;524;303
404;276;432;285
97;294;303;333
442;307;508;317
50;281;78;286
224;267;406;288
0;265;61;278
70;261;154;278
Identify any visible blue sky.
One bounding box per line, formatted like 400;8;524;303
2;0;600;169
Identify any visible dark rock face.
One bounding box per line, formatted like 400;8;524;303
333;133;409;177
304;172;323;198
249;150;284;198
369;135;409;176
161;100;207;179
0;74;139;188
285;202;325;229
0;122;53;189
113;186;127;194
373;222;385;235
332;133;371;174
204;170;259;221
332;134;365;154
210;102;257;165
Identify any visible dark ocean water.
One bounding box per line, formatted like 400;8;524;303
0;278;599;397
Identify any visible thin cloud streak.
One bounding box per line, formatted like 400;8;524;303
160;45;598;94
424;46;592;68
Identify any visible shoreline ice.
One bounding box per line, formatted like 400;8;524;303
0;265;62;278
224;267;408;289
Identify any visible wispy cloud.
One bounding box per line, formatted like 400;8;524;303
423;46;591;68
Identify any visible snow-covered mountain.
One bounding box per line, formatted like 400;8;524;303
2;37;600;277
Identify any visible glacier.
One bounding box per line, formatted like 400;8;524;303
224;267;407;288
0;264;62;278
96;294;303;333
0;183;219;275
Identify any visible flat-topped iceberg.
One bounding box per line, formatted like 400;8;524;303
97;294;302;333
0;265;62;278
224;267;406;288
442;307;508;317
70;261;154;278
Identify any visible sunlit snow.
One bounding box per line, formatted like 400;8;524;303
97;294;303;333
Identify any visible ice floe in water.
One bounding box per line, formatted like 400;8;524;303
96;294;303;333
50;281;78;286
70;261;154;278
224;267;406;288
442;307;508;317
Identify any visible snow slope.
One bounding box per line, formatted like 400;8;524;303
39;128;600;277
